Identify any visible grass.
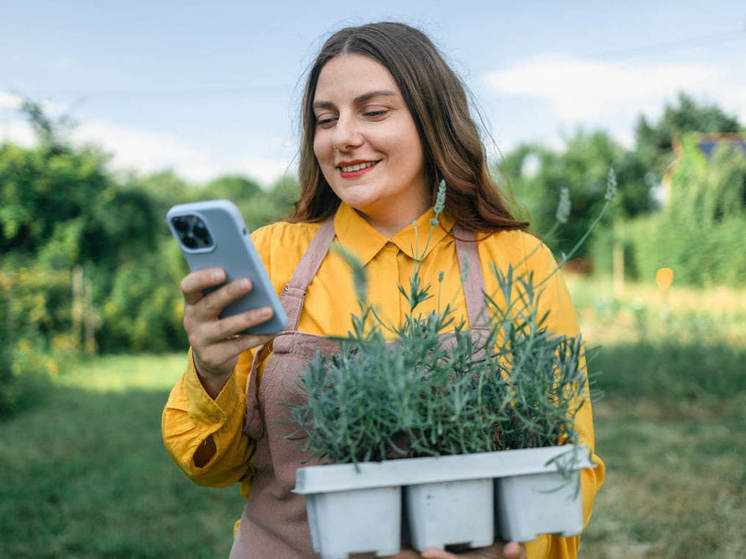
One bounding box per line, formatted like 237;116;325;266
0;354;244;559
580;396;745;558
1;278;745;558
569;276;746;558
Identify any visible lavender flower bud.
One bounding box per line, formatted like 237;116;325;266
556;187;571;224
605;168;618;201
431;179;447;224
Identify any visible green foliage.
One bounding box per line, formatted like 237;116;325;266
623;136;746;286
0;287;15;416
498;130;650;258
101;243;189;352
287;263;589;464
0;101;297;364
285;181;601;464
635;92;742;180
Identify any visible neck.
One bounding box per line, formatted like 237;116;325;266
355;203;430;238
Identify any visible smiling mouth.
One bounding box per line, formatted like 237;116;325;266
337;160;381;178
338;161;379;173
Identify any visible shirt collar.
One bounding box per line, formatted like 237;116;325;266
333;202;455;266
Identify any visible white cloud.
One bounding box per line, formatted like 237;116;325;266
0;94;293;186
77;120;293;185
483;54;746;147
0;92;23;110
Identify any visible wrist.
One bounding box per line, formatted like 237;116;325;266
192;352;233;399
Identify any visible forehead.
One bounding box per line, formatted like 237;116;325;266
314;54;401;102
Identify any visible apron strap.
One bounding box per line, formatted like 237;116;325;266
280;217;336;331
453;225;488;328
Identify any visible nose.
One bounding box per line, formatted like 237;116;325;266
333;113;363;152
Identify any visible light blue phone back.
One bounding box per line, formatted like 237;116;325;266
166;199;287;335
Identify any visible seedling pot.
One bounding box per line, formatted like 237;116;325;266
294;446;593;559
406;478;494;550
495;470;584;543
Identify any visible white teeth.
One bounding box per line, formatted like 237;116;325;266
340;161;377;172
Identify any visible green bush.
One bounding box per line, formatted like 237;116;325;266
625;215;746;286
622;136;746;287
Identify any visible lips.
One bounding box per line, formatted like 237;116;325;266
337;160;380;179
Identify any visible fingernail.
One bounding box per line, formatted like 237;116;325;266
259;307;272;318
211;270;222;281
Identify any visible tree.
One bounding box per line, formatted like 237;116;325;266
497;129;650;257
634;92;743;180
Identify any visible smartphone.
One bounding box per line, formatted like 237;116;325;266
166;199;287;335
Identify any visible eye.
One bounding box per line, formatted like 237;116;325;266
315;114;337;128
363;109;389;119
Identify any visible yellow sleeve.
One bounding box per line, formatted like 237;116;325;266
161;348;256;488
160;224;281;490
519;236;606;559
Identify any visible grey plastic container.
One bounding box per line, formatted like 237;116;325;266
305;485;401;559
495;470;584;542
294;446;593;559
406;478;494;550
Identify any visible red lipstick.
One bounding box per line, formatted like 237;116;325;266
337;160;379;179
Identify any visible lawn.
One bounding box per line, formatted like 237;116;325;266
0;354;244;559
1;279;744;558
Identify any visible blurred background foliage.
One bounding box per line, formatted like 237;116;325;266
1;94;744;559
1;93;744;417
0;100;299;415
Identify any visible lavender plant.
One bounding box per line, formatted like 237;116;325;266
285;175;615;465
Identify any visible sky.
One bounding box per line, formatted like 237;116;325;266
2;1;745;187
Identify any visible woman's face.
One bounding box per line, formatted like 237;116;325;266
312;53;429;235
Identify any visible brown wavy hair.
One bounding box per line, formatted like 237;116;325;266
287;21;528;233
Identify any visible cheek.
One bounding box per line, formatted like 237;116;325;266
387;128;425;170
312;133;330;165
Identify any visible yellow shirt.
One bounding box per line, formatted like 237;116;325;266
162;202;605;559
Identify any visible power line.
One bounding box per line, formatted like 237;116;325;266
591;27;745;60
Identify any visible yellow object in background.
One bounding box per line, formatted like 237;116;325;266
656;268;674;292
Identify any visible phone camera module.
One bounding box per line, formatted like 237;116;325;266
193;220;213;247
172;216;189;233
173;214;213;250
183;234;198;249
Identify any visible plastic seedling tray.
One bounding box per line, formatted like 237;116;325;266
294;446;594;559
495;470;584;543
406;478;494;550
305;485;401;559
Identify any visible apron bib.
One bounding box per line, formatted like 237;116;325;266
230;217;489;558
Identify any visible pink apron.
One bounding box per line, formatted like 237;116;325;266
230;217;488;558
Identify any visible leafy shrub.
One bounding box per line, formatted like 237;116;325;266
623;136;746;287
285;179;607;464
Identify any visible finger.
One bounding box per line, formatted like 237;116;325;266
181;268;226;305
200;306;274;344
421;549;456;558
193;277;254;321
380;551;422;559
503;542;526;559
422;543;503;558
194;333;274;376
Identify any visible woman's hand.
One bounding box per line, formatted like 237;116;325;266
421;542;526;559
181;268;275;397
384;542;526;559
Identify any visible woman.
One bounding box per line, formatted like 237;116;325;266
163;22;604;559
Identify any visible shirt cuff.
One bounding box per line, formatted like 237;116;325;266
183;348;242;427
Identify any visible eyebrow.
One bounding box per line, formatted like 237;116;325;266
312;90;397;110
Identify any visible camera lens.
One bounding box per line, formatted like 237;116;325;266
183;235;198;249
172;217;188;232
193;221;208;239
